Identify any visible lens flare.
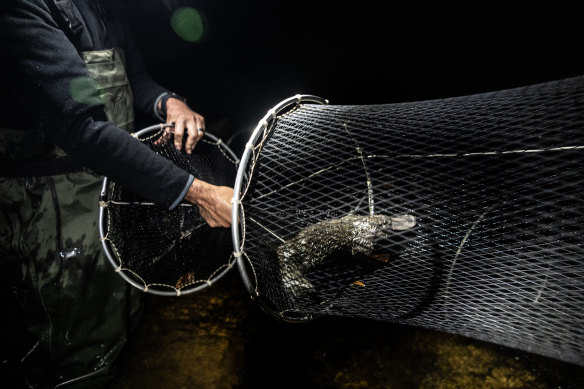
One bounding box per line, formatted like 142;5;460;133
171;7;204;42
69;76;103;106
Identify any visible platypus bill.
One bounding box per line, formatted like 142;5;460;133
277;214;416;297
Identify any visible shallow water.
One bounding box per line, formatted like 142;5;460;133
105;271;584;389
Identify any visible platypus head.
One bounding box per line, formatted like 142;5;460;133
351;214;416;257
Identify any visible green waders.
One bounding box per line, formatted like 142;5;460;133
0;48;142;388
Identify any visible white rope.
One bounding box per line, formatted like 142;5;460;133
389;144;584;160
248;216;286;243
443;211;487;302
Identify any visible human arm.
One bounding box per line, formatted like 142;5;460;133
0;0;230;221
184;179;233;228
154;95;206;154
120;16;206;154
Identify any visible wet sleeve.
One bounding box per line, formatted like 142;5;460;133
1;0;192;209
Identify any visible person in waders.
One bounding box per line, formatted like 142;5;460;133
0;0;232;387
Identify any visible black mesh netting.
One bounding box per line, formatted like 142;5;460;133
100;128;237;295
235;76;584;365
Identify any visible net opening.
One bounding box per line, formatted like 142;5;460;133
99;124;239;296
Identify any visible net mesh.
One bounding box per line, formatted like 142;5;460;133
100;127;237;295
234;77;584;365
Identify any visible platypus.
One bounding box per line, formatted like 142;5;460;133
277;213;416;297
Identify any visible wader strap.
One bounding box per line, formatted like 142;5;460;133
43;0;84;48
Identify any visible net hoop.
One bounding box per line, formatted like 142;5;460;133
99;123;240;296
227;78;584;365
231;94;328;321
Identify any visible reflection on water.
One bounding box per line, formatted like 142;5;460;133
106;271;584;388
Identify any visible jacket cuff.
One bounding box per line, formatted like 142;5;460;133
153;91;168;122
168;174;195;210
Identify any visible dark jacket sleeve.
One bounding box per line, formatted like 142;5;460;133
119;17;169;117
1;0;191;209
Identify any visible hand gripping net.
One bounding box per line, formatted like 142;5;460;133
231;77;584;366
99;125;238;296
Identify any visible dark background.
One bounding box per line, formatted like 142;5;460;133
2;2;584;387
125;0;584;149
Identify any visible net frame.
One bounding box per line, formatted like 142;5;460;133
100;123;240;296
229;80;584;366
231;95;328;320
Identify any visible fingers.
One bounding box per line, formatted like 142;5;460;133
216;186;234;227
201;185;232;228
173;120;185;151
184;114;205;154
154;125;173;146
186;180;233;228
163;98;206;153
195;113;205;133
197;199;231;227
198;204;231;228
171;113;205;154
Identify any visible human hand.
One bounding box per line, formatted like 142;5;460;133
156;98;205;154
185;179;233;228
